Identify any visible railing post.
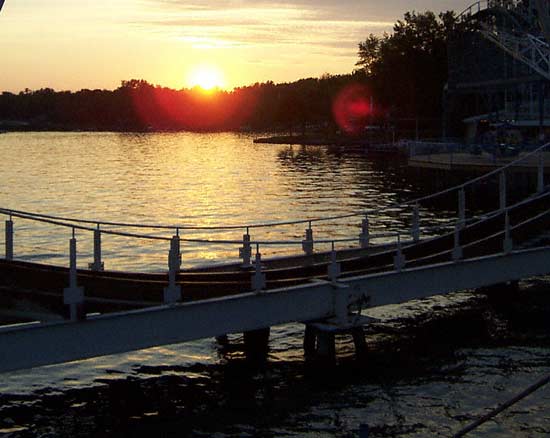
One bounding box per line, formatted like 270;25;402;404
163;233;182;304
503;210;513;253
302;222;314;256
239;227;252;268
537;151;544;193
89;224;104;271
63;229;85;321
359;215;370;248
452;224;463;261
393;234;405;272
411;204;420;242
327;242;341;284
458;187;466;228
252;244;266;293
499;171;507;211
5;216;13;260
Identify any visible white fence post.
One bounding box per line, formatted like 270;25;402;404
89;224;104;271
252;244;266;293
499;171;507;211
452;224;463;261
63;229;85;321
458;187;466;228
503;210;513;253
411;204;420;242
359;215;370;248
537;151;544;193
327;242;341;283
5;216;13;260
163;233;182;304
239;227;252;268
393;233;406;271
302;222;314;256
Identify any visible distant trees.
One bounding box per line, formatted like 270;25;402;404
0;10;459;135
356;10;456;121
0;74;365;133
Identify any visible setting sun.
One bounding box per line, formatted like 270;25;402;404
187;65;225;91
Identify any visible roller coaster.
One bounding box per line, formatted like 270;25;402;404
446;0;550;135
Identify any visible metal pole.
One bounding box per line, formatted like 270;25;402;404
90;224;104;271
239;227;252;268
499;171;507;211
503;210;513;253
328;241;341;283
163;234;182;304
302;222;314;256
458;188;466;228
252;244;266;293
360;215;370;248
452;224;463;261
537;151;544;193
5;217;13;260
63;229;85;321
411;204;420;242
393;234;405;271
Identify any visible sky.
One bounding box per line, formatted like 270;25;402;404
0;0;473;92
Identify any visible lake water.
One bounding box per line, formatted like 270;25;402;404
0;132;548;437
0;131;457;271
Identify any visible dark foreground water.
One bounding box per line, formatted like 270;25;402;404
0;132;548;437
1;282;549;438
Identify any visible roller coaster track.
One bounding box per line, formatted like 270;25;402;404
461;1;550;81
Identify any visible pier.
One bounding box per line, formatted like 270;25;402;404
1;143;550;373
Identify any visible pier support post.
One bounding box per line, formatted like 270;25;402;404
239;228;252;268
316;332;336;361
352;326;368;359
304;324;317;358
243;327;270;359
302;223;314;256
411;204;420;242
5;217;13;260
63;230;85;321
537;151;545;193
163;234;182;304
359;215;370;248
89;225;104;271
499;171;507;211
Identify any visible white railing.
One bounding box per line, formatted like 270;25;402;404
1;142;550;317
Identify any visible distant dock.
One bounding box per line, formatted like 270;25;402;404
409;151;550;172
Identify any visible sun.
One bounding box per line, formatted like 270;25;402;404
188;65;225;91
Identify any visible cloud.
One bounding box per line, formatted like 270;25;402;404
135;0;394;53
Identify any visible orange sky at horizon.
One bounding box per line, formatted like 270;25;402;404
0;0;473;93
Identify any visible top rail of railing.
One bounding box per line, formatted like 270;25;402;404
1;141;549;236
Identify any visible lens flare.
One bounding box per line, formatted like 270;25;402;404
332;84;372;135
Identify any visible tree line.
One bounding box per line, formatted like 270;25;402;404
0;10;456;135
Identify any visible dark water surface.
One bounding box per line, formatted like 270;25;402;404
0;132;548;437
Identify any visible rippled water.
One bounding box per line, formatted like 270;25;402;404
0;131;455;270
0;132;548;437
